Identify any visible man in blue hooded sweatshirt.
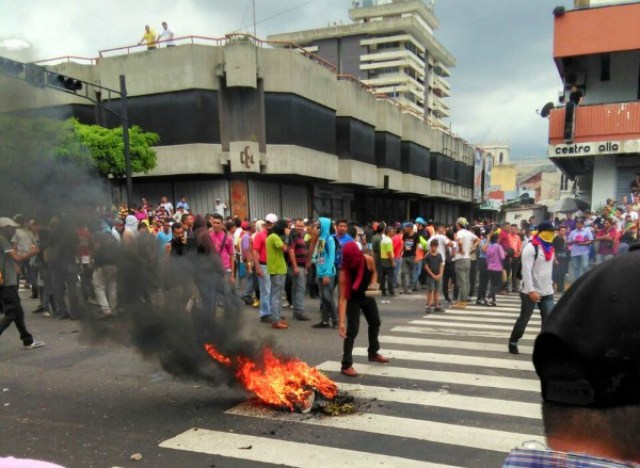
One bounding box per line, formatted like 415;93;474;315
313;217;338;329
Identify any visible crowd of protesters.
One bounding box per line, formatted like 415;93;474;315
2;192;636;354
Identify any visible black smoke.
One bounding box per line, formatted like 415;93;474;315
0;67;270;388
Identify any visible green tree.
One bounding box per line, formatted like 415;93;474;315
0;115;158;217
69;118;159;177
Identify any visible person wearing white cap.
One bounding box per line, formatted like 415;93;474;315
0;217;45;349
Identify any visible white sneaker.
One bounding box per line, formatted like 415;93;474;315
24;340;45;350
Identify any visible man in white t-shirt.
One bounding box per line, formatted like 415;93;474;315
157;21;175;47
214;199;227;217
159;196;174;216
452;217;479;308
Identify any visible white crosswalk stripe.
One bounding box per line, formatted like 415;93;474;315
159;294;546;467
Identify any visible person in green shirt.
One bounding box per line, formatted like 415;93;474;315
379;225;396;298
266;219;290;329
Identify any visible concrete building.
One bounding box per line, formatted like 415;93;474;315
547;0;640;210
0;36;474;223
268;0;454;126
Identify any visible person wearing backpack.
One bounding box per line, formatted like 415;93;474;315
508;221;557;355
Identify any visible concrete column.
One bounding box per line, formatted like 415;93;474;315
591;155;617;209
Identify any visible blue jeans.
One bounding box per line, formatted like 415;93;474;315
400;256;415;291
269;274;285;323
393;259;401;288
258;264;271;318
241;269;256;302
509;293;554;344
317;276;337;325
288;266;306;317
412;259;423;289
571;254;590;281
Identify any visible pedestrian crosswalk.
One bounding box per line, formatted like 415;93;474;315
159;293;550;467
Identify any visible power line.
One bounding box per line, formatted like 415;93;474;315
238;0;319;32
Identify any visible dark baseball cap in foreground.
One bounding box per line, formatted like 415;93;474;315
533;244;640;408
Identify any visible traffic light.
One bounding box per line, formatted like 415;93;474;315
46;71;83;92
0;57;25;76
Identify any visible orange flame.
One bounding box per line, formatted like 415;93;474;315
204;344;338;411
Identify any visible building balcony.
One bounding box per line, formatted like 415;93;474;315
554;2;640;65
548;101;640;145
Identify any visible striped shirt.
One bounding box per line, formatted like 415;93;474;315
503;449;640;467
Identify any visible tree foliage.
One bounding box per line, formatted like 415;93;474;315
0;115;159;218
69;118;159;177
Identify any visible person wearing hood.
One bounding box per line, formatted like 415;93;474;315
313;217;338;329
338;241;389;377
508;221;557;355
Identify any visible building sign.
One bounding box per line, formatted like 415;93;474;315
548;139;640;158
473;148;483;203
229;141;260;173
483;154;493;202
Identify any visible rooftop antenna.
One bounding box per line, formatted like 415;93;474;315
252;0;257;37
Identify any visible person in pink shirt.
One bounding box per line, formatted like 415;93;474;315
483;232;505;307
392;225;403;290
208;213;235;281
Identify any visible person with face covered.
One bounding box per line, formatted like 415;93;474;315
338;241;389;377
508;221;557;355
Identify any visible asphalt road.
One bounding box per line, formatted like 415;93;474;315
1;287;547;468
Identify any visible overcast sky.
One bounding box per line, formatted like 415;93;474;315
0;0;573;159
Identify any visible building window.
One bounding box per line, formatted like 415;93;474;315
600;53;610;82
499;152;504;164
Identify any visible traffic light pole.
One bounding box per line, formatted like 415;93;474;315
0;57;134;207
119;75;132;209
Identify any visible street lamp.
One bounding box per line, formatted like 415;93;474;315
0;57;134;207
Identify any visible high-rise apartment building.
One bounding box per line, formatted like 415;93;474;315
268;0;455;126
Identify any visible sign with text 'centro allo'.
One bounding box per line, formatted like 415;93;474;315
548;139;640;158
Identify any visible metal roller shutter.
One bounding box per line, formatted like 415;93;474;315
173;179;229;216
281;184;309;219
248;180;281;220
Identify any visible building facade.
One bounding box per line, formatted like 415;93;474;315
0;36;474;223
548;0;640;210
268;0;454;126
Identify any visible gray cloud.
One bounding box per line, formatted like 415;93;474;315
0;0;571;157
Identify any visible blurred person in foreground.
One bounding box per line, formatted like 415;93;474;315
504;244;640;467
0;217;43;349
338;241;389;377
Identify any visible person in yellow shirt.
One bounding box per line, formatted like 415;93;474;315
139;25;157;50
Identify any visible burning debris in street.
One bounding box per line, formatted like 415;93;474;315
204;344;356;415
